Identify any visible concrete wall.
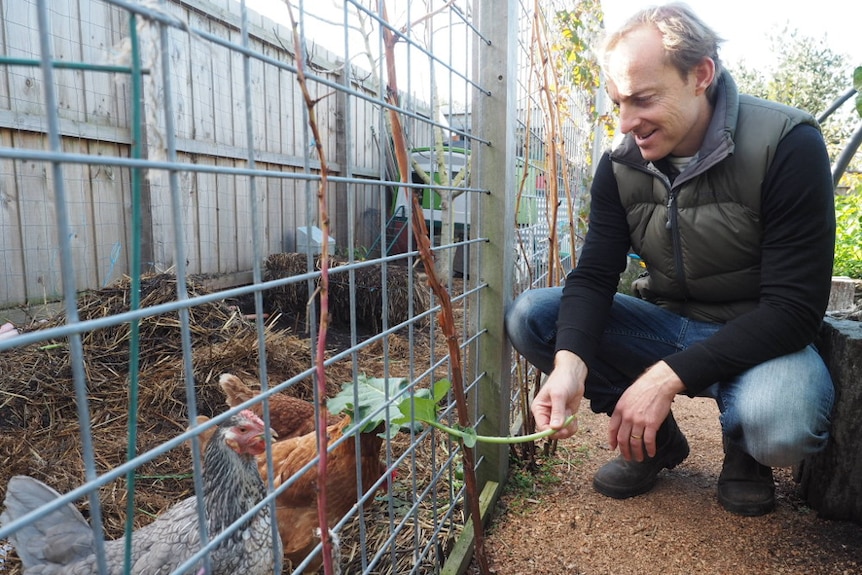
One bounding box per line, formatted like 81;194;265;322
798;318;862;524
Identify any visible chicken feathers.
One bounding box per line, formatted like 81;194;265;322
261;414;390;573
1;410;281;575
217;373;393;573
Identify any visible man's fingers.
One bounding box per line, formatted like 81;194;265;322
643;426;658;458
549;404;568;429
628;430;645;461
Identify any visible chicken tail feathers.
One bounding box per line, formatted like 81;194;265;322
1;475;94;570
219;373;255;407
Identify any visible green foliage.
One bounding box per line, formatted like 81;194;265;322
328;374;422;437
554;2;614;139
502;455;564;515
334;244;370;261
855;66;862;118
555;2;604;92
767;29;848;116
838;67;862;280
834;186;862;279
509;459;560;493
394;379;576;447
729;28;853;162
391;378;450;429
731;28;848;112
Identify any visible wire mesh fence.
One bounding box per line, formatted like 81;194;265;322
0;0;602;573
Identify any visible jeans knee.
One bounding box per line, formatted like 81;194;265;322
505;289;560;374
504;295;527;348
506;290;549;347
747;430;828;468
740;409;830;467
722;347;834;467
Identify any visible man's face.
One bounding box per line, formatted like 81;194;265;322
605;25;713;161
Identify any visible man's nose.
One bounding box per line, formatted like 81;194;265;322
618;104;637;134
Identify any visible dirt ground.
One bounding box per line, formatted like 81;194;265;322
470;396;862;575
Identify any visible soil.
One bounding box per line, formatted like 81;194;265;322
469;396;862;575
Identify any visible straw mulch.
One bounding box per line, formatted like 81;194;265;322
0;274;342;522
265;253;430;332
0;272;462;574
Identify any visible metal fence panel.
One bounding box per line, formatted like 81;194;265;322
0;0;600;573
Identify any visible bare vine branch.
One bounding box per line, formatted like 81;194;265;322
286;5;337;574
379;1;490;573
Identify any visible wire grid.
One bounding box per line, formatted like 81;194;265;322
511;0;596;296
505;0;601;439
0;0;599;574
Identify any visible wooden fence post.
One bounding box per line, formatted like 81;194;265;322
470;0;518;491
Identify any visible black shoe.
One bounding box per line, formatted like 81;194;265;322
592;412;690;499
717;443;775;516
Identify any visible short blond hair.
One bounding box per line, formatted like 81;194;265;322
601;2;725;98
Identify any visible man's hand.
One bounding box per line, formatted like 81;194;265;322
530;350;587;440
609;360;686;462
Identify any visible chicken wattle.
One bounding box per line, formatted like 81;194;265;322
1;409;281;575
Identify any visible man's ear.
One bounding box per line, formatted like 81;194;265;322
692;57;716;96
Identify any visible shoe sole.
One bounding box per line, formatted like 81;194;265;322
592;439;690;499
717;490;775;517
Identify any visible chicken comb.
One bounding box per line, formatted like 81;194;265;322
237;409;265;427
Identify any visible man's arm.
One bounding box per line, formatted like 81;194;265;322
555;153;632;365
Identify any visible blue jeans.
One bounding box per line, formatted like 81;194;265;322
505;289;834;467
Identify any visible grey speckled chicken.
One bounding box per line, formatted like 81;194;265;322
1;409;281;575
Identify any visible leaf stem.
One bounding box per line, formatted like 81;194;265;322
424;414;577;444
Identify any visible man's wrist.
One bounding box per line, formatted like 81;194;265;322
649;361;687;395
554;349;584;369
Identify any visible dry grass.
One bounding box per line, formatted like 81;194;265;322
265;253;429;332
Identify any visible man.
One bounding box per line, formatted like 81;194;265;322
505;2;835;517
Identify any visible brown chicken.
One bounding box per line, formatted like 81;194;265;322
261;414;391;573
219;373;339;440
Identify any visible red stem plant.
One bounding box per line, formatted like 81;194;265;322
286;5;337;574
379;3;490;573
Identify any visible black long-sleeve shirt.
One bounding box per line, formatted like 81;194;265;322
555;124;836;395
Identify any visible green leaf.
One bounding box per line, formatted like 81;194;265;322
849;66;861;118
855;72;862;117
392;380;449;436
327;374;411;434
395;394;440;425
431;379;451;402
386;377;581;447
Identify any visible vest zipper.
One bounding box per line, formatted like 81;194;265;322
619;159;693;309
666;189;690;304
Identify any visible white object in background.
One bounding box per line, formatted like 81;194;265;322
296;226;335;255
0;322;19;341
